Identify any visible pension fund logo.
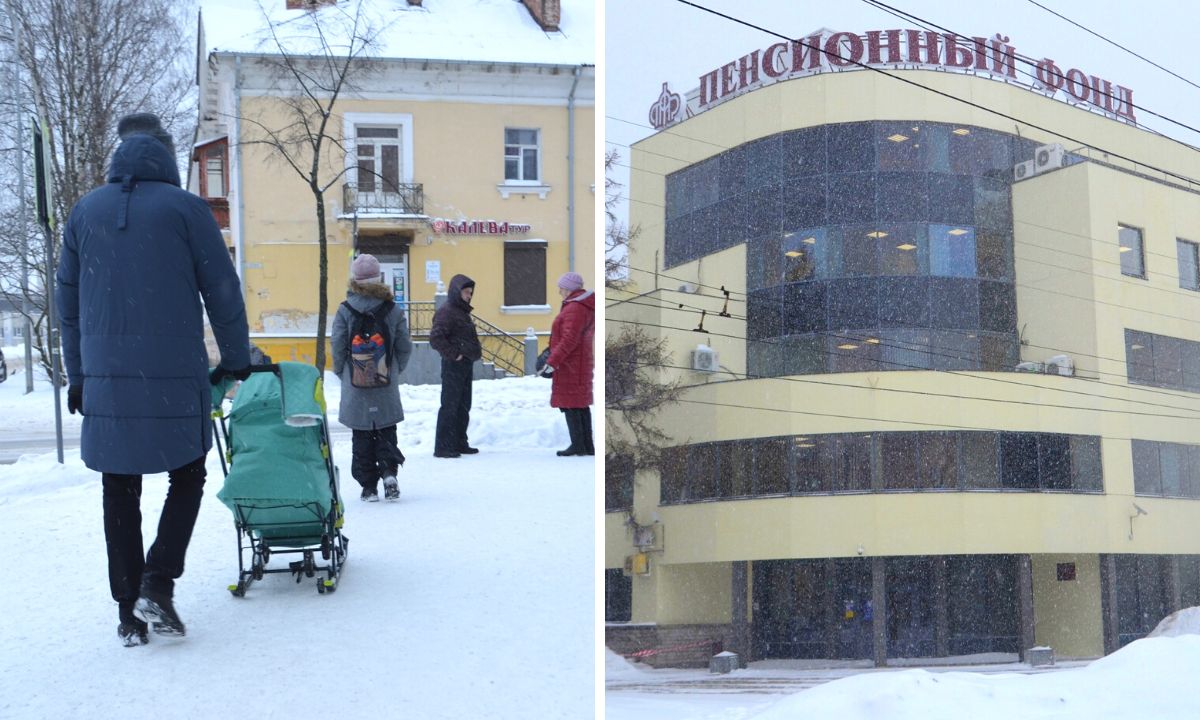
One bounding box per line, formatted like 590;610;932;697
648;82;682;129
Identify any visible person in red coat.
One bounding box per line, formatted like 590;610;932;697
542;272;596;456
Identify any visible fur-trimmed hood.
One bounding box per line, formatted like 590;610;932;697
347;279;395;302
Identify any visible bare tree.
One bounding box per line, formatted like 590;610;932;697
0;0;194;378
604;149;635;286
234;1;385;372
604;149;682;523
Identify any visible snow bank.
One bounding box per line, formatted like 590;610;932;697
753;635;1200;720
606;649;650;681
1148;606;1200;637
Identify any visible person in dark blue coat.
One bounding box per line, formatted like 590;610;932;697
56;112;250;646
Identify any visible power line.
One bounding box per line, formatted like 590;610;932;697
611;259;1200;395
609;313;1200;420
857;0;1200;149
1023;0;1200;93
661;0;1200;190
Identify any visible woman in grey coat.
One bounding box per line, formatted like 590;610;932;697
331;254;413;501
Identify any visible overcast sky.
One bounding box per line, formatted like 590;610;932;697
604;0;1200;224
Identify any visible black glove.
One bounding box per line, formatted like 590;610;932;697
67;384;83;415
210;365;252;386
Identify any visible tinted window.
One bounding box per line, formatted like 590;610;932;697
781;230;826;283
959;433;995;490
1070;436;1103;492
928;173;974;225
755;438;790;495
745;185;782;240
828;277;879;329
929;278;978;330
794;435;831;492
1119;224;1145;277
877;172;930;221
744;135;783;190
828;173;876;224
978;280;1017;333
782;126;827;177
781;281;827;334
781;177;828;231
1178;239;1200;291
835;434;873;491
1132;440;1161;495
1126;329;1155;385
929;225;976;277
921;432;959;488
1000;434;1039;489
827;122;875;173
1039;434;1072;490
748;287;783;340
878;276;930;328
879;328;932;371
882;433;920;489
876;224;925;276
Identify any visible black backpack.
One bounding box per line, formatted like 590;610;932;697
342;300;394;388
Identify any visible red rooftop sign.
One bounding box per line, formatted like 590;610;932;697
648;29;1135;129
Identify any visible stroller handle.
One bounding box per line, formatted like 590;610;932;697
247;363;282;376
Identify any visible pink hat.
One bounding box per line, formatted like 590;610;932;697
557;272;584;291
351;253;381;283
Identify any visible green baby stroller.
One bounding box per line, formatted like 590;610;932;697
211;362;348;596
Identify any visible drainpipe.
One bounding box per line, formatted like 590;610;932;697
566;64;581;272
234;55;246;288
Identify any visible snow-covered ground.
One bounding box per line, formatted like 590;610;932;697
606;613;1200;719
0;362;595;719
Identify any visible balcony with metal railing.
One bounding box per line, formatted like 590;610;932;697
342;182;424;215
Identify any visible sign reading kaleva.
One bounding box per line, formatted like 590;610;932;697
648;29;1135;130
431;218;532;235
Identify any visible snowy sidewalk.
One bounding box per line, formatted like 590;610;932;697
0;375;596;720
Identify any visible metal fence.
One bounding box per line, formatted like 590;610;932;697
343;183;424;214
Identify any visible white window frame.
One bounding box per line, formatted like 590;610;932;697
498;127;550;200
342;112;414;188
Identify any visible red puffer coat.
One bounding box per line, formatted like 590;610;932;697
547;289;595;408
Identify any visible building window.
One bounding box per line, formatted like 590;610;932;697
203;147;226;198
605;454;634;511
502;240;546;306
355;126;401;193
605;568;632;622
1119;224;1146;278
1178;239;1200;291
1133;440;1200;498
606;342;637;401
1125;328;1200;393
657;430;1104;504
504;128;540;182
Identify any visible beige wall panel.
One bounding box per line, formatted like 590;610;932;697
655;562;732;625
1032;554;1104;658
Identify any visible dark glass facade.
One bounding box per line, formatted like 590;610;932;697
660;431;1103;504
663;121;1040;376
752;555;1019;660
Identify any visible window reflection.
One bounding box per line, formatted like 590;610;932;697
929;225;976;277
781;229;825;282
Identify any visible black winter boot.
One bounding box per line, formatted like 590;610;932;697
118;601;148;647
136;582;186;637
579;408;594;455
557;409;585;456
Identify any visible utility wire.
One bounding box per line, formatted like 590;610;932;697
609;305;1200;416
658;1;1200;190
1024;0;1200;93
858;0;1200;149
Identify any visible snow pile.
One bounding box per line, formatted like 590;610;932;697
1148;606;1200;638
606;648;650;681
752;636;1200;720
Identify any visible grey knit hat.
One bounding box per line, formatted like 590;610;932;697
117;112;175;156
352;253;382;283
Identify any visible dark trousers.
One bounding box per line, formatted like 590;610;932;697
351;425;405;489
435;358;473;453
102;455;207;605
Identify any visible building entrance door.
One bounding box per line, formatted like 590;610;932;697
378;260;408;304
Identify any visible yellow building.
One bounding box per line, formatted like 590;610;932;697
189;0;594;369
607;30;1200;666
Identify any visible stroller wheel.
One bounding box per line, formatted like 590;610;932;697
317;578;326;594
320;535;331;561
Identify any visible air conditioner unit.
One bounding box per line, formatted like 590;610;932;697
1015;361;1045;373
692;345;719;372
1013;160;1035;181
1033;143;1067;174
1045;354;1075;376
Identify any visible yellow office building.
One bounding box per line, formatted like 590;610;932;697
606;30;1200;665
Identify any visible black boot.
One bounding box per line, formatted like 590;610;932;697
580;408;594;456
136;581;186;637
118;601;148;647
557;409;584;456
